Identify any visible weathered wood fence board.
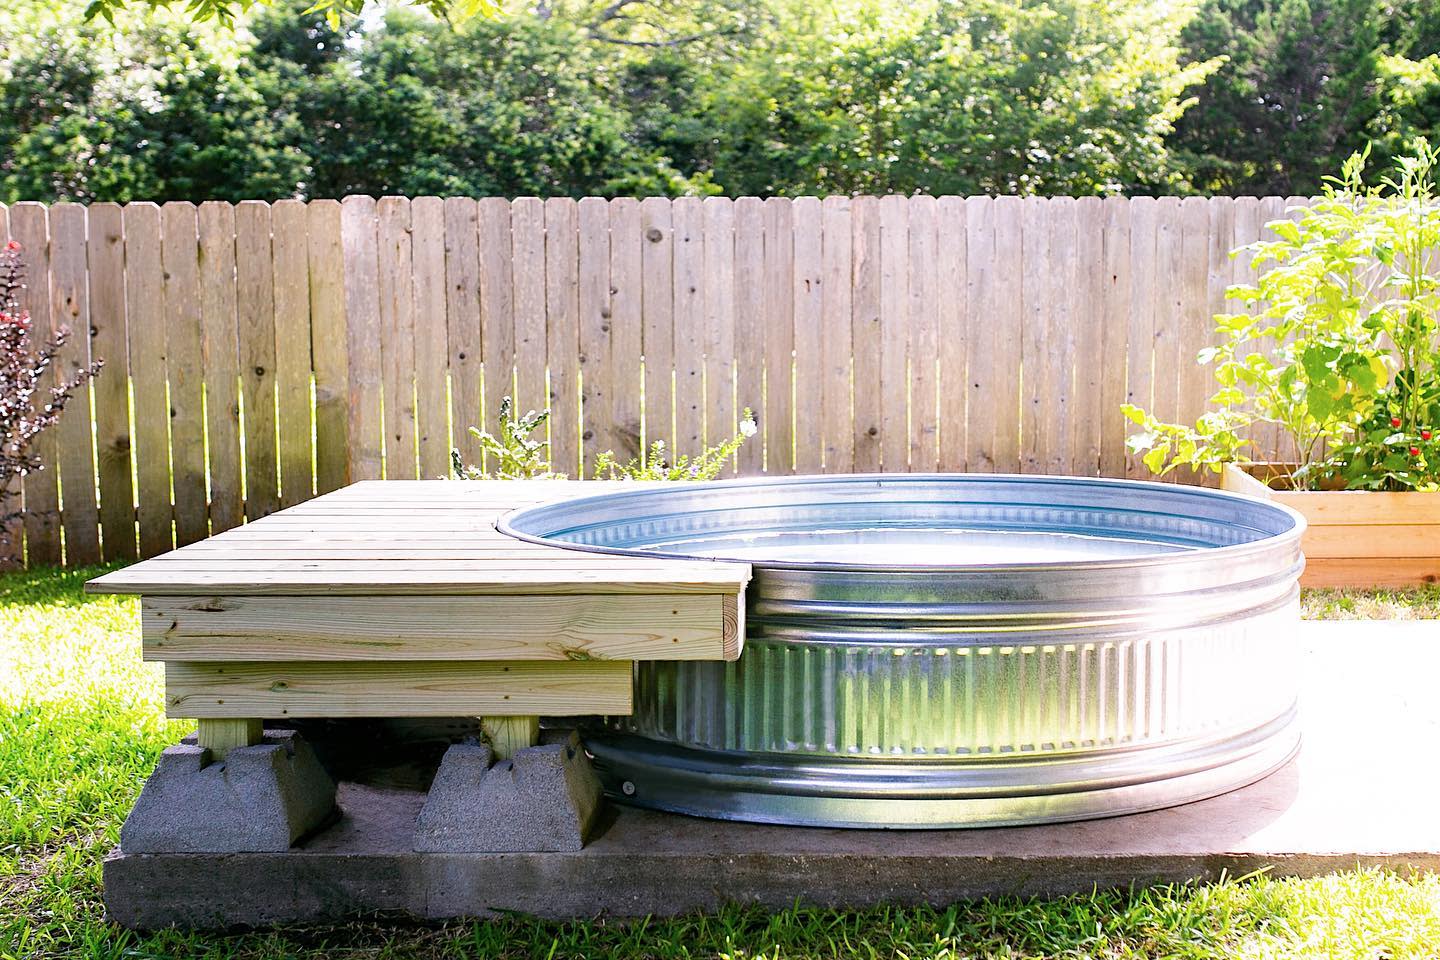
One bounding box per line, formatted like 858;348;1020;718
0;195;1304;567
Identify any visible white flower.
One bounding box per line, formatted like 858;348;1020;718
739;417;758;438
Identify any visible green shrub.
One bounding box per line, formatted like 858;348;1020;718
449;396;560;480
593;410;756;481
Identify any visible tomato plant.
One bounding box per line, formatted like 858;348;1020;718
1124;142;1440;491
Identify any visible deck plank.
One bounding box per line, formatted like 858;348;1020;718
87;479;749;598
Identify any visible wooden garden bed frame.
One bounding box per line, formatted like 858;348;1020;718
1221;463;1440;589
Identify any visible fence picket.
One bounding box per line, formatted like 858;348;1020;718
1151;197;1185;480
377;197;416;479
161;202;208;544
442;198;481;470
1072;196;1104;476
850;196;882;472
341;196;382;481
544;198;581;477
733;197;765;475
1098;197;1131;478
608;198;644;467
936;196;967;472
1273;196;1311;467
577;197;610;477
1179;195;1225;486
1230;196;1267;461
47;204;101;562
640;198;674;458
762;198;794;475
511;197;547;423
672;197;705;460
703;197;736;462
907;194;939;473
479;197;515;457
964;197;996;472
820;196;852;472
791;197;823;473
991;196;1024;473
236;201;280;517
1020;196;1049;474
122;203;171;557
272;199;314;506
308;200;349;494
12;204;61;564
1043;196;1077;476
198;201;243;533
87;203;137;559
411;196;449;479
1125;197;1159;480
878;195;908;472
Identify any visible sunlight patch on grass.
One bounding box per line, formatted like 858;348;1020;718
1301;585;1440;619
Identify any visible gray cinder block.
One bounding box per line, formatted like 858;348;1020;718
414;732;603;852
120;730;337;854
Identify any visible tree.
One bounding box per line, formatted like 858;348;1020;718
1169;0;1382;194
0;18;307;203
679;0;1214;196
256;6;692;198
81;0;494;29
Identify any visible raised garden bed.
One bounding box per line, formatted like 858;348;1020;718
1221;463;1440;588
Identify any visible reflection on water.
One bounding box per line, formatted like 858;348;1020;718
632;525;1195;565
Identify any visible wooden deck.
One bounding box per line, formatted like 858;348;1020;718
88;481;750;748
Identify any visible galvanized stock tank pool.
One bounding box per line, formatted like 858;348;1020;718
499;474;1306;828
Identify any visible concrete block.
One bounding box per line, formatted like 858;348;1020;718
120;730;337;854
414;732;603;852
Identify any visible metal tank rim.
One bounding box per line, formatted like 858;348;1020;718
495;472;1307;573
586;709;1302;829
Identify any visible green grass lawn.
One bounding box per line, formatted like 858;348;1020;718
3;564;1439;960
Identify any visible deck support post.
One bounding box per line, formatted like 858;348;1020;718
481;715;540;761
196;718;263;762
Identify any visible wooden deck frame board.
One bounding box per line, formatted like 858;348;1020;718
142;593;734;662
163;659;633;718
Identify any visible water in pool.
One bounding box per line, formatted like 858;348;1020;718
627;525;1195;565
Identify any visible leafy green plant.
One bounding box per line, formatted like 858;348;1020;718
451;398;757;481
1124;143;1440;491
593;410;757;481
449;396;562;480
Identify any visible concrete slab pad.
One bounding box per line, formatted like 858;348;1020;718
105;621;1440;930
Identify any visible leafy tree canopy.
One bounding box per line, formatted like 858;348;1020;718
7;0;1440;201
80;0;494;29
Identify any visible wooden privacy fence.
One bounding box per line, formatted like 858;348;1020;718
0;194;1307;567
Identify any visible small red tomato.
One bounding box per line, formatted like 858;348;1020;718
1391;417;1403;428
1424;430;1434;441
1411;446;1422;457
